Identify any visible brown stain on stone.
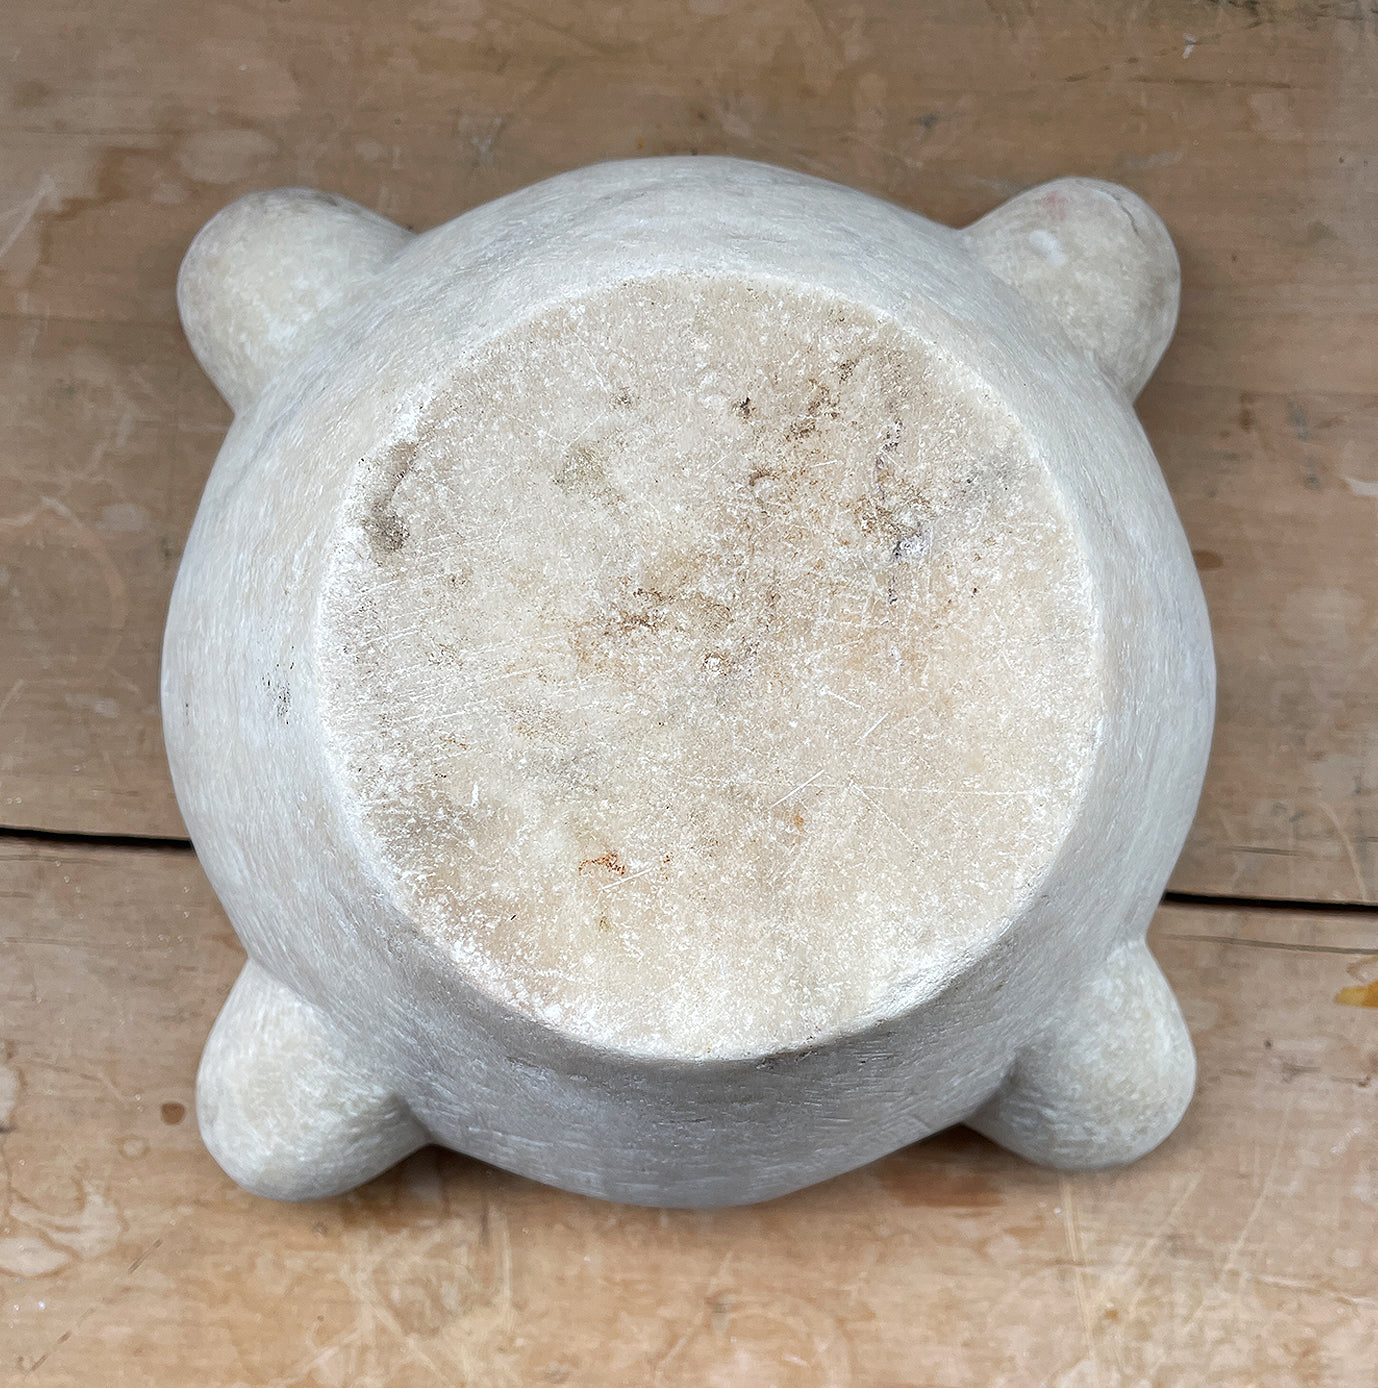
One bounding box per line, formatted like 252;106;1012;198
1192;549;1224;570
160;1101;186;1124
678;590;731;635
782;375;845;443
579;851;626;877
603;582;687;641
366;436;417;556
1334;980;1378;1008
553;441;611;498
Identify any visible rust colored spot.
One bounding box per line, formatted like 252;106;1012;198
160;1101;186;1125
1192;550;1223;571
874;1153;1002;1208
1335;981;1378;1009
579;851;626;877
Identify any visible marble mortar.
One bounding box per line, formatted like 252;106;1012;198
163;157;1215;1205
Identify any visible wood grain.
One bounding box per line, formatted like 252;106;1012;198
0;7;1374;886
1;841;1375;1386
4;10;1375;1373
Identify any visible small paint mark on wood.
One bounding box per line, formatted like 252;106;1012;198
1334;980;1378;1008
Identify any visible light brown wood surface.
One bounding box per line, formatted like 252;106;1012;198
2;841;1376;1386
0;0;1375;899
3;2;1378;1383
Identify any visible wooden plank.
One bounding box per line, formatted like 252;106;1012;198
1;842;1376;1384
1151;385;1378;904
0;317;226;837
1;0;1375;899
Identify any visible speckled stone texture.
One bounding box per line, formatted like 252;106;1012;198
164;157;1214;1206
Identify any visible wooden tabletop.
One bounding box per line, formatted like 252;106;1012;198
2;1;1375;1382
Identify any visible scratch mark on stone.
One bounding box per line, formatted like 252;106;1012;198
768;768;825;808
856;710;890;743
598;861;660;892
